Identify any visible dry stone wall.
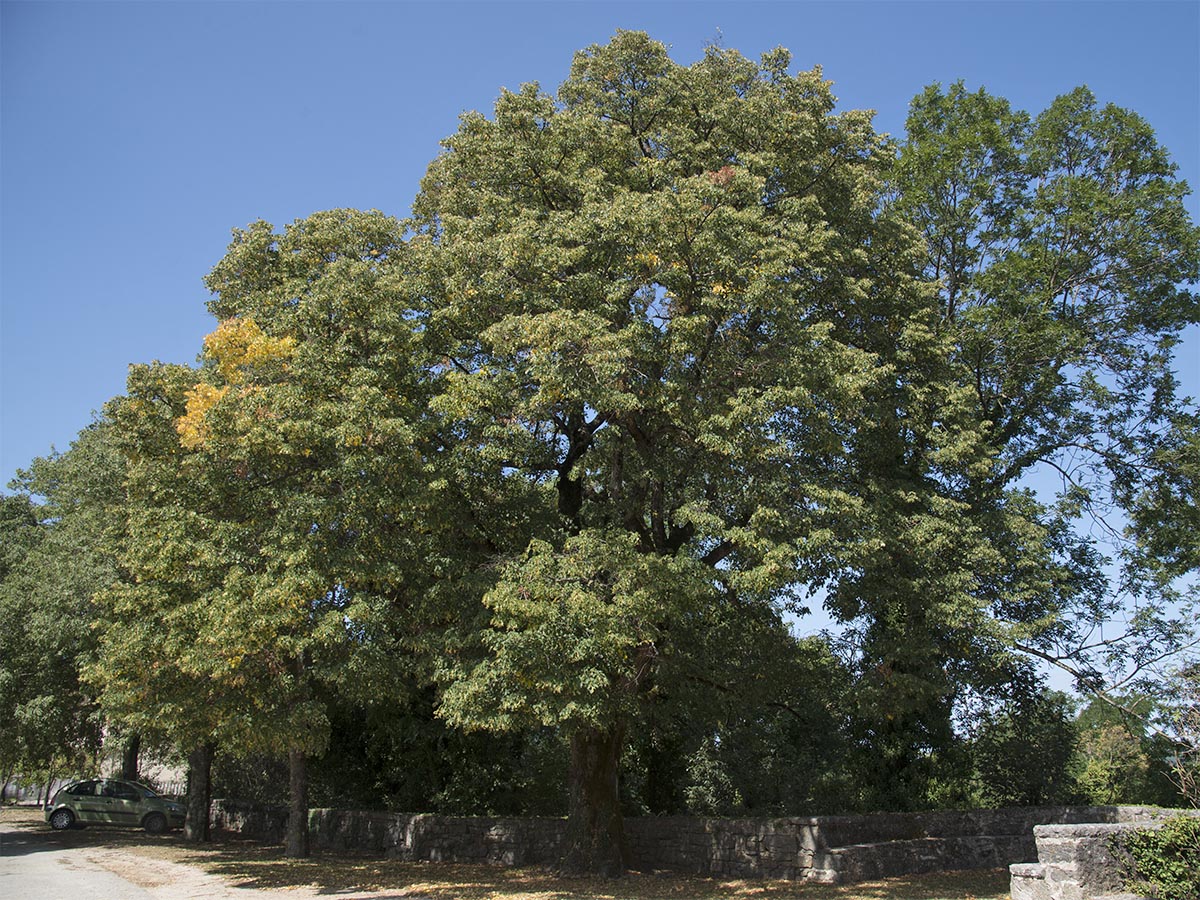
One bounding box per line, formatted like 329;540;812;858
1010;811;1200;900
209;800;1176;885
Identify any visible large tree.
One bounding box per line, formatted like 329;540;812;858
418;32;981;873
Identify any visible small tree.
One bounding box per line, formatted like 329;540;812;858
1165;666;1200;806
131;209;443;856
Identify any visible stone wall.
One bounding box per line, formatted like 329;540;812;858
310;809;567;866
1011;811;1200;900
622;808;1165;882
210;797;289;844
209;800;1177;884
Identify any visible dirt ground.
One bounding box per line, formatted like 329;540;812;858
0;806;1011;900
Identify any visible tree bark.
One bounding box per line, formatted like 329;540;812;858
121;733;141;782
560;725;629;876
184;742;215;842
284;747;309;858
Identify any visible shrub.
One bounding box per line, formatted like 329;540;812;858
1119;815;1200;900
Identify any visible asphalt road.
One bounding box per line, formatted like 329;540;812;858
0;807;413;900
0;815;154;900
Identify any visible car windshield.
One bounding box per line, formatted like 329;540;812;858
137;785;160;798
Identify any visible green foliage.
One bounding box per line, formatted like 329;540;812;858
307;691;567;815
211;753;290;805
441;531;716;734
0;421;125;775
1119;815;1200;900
682;739;743;816
970;686;1080;807
616;619;860;816
1073;696;1186;807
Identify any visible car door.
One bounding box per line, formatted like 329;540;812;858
101;780;143;826
64;780;104;822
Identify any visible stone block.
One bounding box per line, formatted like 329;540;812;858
759;833;799;855
1010;864;1051;900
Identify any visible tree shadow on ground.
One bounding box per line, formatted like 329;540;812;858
177;844;1011;900
0;804;180;858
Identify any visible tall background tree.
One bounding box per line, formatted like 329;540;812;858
854;79;1200;803
0;421;125;786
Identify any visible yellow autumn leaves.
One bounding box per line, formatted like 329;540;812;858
176;317;295;450
203;316;296;383
176;383;228;449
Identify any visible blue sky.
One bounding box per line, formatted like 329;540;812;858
3;0;1198;498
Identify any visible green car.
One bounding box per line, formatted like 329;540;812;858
45;778;186;833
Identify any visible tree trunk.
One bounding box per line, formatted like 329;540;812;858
184;742;215;842
560;725;628;876
121;733;141;782
284;748;309;858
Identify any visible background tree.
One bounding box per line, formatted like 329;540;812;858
1165;664;1200;806
1073;694;1184;807
968;680;1080;807
870;79;1200;800
0;420;125;783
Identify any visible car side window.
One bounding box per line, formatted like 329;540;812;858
66;780;96;795
107;781;140;801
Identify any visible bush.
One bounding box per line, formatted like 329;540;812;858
1119;815;1200;900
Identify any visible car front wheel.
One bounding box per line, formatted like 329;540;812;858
142;812;167;834
48;809;74;831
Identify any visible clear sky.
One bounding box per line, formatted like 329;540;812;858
3;0;1198;496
